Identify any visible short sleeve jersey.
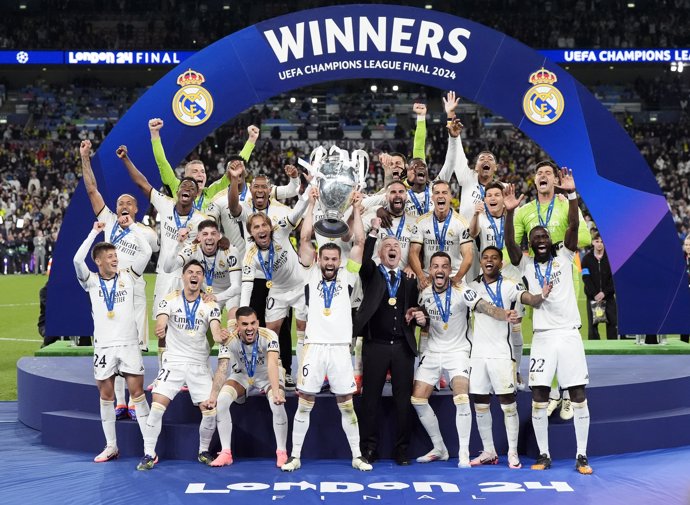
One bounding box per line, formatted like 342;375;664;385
218;327;280;376
411;210;473;276
242;240;304;293
519;246;580;331
363;212;415;269
78;268;139;347
156;291;221;365
418;283;480;353
304;260;360;345
151;190;207;274
97;206;158;271
176;243;241;294
468;276;523;359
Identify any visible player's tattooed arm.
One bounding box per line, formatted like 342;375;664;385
520;283;552;307
208;357;230;406
117;145;153;196
474;299;509;321
79;140;106;215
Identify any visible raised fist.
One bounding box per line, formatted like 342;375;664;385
79;140;92;158
247;125;260;143
412;103;427;116
148;118;164;131
115;145;128;159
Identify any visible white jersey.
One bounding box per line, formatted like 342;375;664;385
363;212;414;269
79;268;139;347
474;211;521;280
217;327;280;377
176;243;241;303
97;206;158;270
151;189;207;274
304;260;360;345
240;240;304;303
418;283;480;353
411;210;473;276
519;246;580;331
206;188;245;255
156;291;221;365
451;136;502;221
468;276;523;359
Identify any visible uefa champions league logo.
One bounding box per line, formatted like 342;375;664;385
16;51;29;64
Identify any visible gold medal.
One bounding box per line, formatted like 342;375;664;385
323;308;331;316
205;286;213;294
443;323;448;330
266;280;273;289
248;377;255;386
388;297;397;306
107;311;114;319
188;328;196;335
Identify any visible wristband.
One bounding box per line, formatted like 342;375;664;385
567;192;578;200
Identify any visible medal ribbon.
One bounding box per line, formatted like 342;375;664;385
386;213;406;240
433;210;452;252
478;183;486;200
432;282;452;327
239;184;248;202
485;209;505;250
173;206;195;230
536;196;555;228
192;194;205;211
240;339;259;378
321;278;337;310
378;264;401;299
482;275;504;309
534;258;554;288
257;243;275;282
408;186;430;215
109;224;131;245
183;295;201;331
203;254;216;289
98;274;118;314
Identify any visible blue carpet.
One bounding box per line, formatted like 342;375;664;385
1;402;689;505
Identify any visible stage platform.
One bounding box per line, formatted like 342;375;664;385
17;354;690;462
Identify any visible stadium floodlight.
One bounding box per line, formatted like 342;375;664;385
223;4;230;10
19;4;27;9
627;2;635;7
679;62;685;73
392;85;399;91
311;97;318;104
290;97;296;103
370;84;378;92
671;62;678;72
425;4;433;9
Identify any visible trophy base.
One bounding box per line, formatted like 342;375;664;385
314;219;350;239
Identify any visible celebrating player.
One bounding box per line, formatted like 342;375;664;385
207;306;288;468
137;260;225;470
504;170;594;475
73;222;152;463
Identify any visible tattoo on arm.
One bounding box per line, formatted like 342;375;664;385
474;299;506;320
211;359;229;395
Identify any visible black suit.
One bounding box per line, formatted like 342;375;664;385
353;235;419;460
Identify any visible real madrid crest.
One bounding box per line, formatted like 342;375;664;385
522;68;564;125
172;68;214;126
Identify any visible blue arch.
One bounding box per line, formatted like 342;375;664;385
48;4;690;334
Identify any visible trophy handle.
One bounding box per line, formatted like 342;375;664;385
309;146;328;171
351;149;369;190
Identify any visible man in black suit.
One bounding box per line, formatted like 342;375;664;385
354;217;425;466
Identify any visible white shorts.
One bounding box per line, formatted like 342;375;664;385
298;343;355;395
266;286;308;323
528;328;589;388
414;349;470;386
469;357;516;395
152;360;213;404
229;365;285;393
134;275;149;349
152;272;180;319
93;344;144;381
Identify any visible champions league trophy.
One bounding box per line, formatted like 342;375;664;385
302;145;368;238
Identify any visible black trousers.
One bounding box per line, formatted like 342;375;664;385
249;279;294;374
586;296;619;340
359;339;415;457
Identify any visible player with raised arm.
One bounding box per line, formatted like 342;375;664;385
207;306;288;468
469;181;527;389
504;170;594;475
148;119;258;212
137;260;225;470
280;187;372;473
117;144;207;322
73;222;152;463
163;219;241;318
80;139;159;419
411;251;515;468
468;246;551;469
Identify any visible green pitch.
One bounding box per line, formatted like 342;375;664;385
2;273;687;401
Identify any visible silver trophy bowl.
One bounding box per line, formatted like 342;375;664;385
312;147;367;238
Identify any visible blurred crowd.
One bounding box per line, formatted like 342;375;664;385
1;1;689;50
